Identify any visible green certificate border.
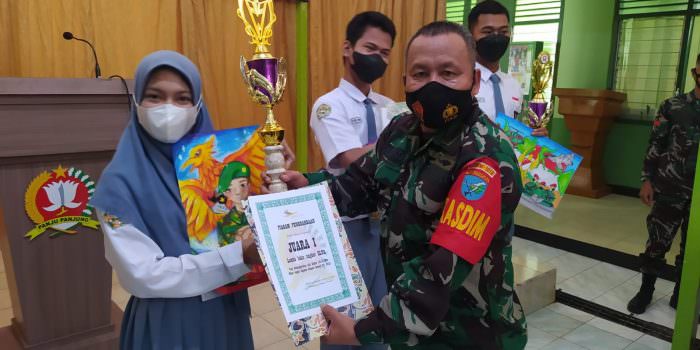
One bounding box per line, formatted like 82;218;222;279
255;192;351;314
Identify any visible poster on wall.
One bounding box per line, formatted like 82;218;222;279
497;113;582;219
508;41;543;100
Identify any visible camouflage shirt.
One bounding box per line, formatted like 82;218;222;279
642;91;700;197
306;108;527;349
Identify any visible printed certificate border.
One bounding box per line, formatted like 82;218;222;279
255;192;352;314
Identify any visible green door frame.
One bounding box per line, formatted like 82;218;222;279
672;146;699;348
295;0;309;172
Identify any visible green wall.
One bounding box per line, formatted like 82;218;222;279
552;0;650;189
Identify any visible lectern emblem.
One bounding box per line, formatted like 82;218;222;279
24;165;100;240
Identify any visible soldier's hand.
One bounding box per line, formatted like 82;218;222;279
242;237;262;265
321;304;360;345
261;170;309;193
639;180;654;206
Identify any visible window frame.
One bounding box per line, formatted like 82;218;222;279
608;0;700;122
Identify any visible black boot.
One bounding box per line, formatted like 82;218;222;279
670;253;683;309
669;281;680;309
627;273;656;314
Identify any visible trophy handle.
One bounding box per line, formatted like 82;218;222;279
274;58;287;104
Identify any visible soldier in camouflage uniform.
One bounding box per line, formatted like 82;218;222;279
628;54;700;314
269;22;527;349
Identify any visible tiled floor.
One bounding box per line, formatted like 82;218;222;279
0;237;694;348
526;303;672;350
512;236;700;342
515;194;682;261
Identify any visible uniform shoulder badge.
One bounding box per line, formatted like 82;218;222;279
24;165;100;240
430;157;501;264
316;103;332;119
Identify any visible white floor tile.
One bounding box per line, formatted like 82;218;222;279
526;308;584;337
512;236;535;251
559;262;637;300
524;242;566;262
634;296;677;329
548;252;600;283
546;303;595;323
593;278;668;315
524;326;557;350
586;317;643;341
540;338;587;350
563;324;633;350
624;334;671;350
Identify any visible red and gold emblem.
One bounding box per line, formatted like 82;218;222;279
24;165;100;240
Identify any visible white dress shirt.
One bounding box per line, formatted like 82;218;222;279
475;62;523;121
98;210;250;299
310;79;394;175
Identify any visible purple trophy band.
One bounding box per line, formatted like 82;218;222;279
529;100;547;126
246;58;278;102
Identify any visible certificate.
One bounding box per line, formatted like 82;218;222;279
246;183;360;323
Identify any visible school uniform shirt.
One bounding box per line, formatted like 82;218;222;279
98;209;250;299
310;79;393;222
310;79;394;176
475;61;523;121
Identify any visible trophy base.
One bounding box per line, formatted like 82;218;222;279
264;145;288;193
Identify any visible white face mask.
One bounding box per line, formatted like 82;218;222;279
135;97;201;143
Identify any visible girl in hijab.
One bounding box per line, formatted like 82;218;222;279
91;50;259;350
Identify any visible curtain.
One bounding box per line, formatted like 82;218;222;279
0;0;446;171
307;0;446;171
0;0;297;150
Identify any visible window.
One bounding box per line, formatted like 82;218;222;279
511;1;562;101
446;0;467;24
612;0;700;120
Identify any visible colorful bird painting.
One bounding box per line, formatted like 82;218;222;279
178;131;266;242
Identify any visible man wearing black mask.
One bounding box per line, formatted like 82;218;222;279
309;11;395;350
272;21;527;349
469;0;548;136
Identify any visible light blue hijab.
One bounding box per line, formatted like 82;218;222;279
91;50;214;256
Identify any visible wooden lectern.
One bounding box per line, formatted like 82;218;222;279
553;88;626;198
0;78;131;349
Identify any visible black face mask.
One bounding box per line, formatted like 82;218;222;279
476;34;510;63
351;51;387;84
405;81;474;129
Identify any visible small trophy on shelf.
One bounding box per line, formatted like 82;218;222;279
237;0;288;193
524;51;554;129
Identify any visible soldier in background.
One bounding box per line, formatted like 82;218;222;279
628;53;700;314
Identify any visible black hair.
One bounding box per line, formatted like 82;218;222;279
467;0;510;30
696;53;700;64
346;11;397;47
405;21;476;62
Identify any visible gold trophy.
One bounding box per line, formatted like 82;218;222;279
237;0;288;192
525;51;554;129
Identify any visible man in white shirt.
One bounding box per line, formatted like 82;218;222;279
309;11;395;350
468;0;548;136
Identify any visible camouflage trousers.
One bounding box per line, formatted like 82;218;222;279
640;192;691;276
